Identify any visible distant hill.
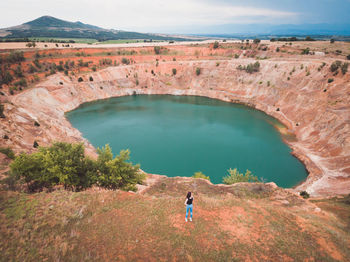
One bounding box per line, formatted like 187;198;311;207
0;16;191;41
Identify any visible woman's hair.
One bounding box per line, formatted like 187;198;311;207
186;192;191;199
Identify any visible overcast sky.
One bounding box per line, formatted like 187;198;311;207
1;0;350;33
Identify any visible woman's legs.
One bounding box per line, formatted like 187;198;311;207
186;204;193;219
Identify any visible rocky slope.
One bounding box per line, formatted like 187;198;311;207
1;57;350;196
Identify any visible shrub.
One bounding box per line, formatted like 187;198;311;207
14;78;27;87
154;46;161;54
0;103;5;118
301;48;310;55
195;67;201;76
223;168;258;185
347;54;350;60
237;61;260;74
92;65;97;72
33;59;41;69
121;58;130;65
330;60;342;72
2;71;13;85
253;39;261;44
0;147;15;159
300;191;310;199
89;76;94;81
9;142;144;192
192;171;210;181
328;78;334;83
330;39;335;44
95;145;144;191
100;58;112;66
28;64;37;74
213;41;219;49
341;62;348;74
6;51;25;63
14;65;23;78
78;77;83;82
172;68;177;75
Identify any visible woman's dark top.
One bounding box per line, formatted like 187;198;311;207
187;197;193;205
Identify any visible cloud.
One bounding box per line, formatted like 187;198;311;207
104;0;298;28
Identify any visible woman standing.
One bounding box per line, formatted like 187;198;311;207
185;192;194;222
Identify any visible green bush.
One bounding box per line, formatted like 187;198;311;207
0;103;5;118
223;168;258;185
237;62;260;74
172;68;177;75
196;67;201;76
9;142;144;192
347;54;350;60
121;58;130;65
96;145;144;191
154;46;161;54
330;60;342;72
328;78;334;83
213;41;219;49
341;62;348;74
192;171;210;181
78;77;83;82
300;191;310;199
2;71;13;85
14;65;23;78
14;78;27;87
0;147;15;159
253;39;261;44
89;76;94;82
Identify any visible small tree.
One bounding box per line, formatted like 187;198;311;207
213;41;219;49
196;67;201;76
341;62;349;74
154;46;161;54
78;77;83;82
192;171;210;181
3;71;13;85
300;191;310;199
172;68;177;75
0;147;15;159
347;54;350;60
253;39;261;44
121;58;130;65
89;76;94;81
96;145;142;191
14;65;23;78
223;168;258;185
0;103;5;118
330;39;335;44
330;60;342;72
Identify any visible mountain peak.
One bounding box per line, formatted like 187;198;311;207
24;16;101;30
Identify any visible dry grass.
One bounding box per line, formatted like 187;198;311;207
1;178;349;261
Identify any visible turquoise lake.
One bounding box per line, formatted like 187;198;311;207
66;95;308;187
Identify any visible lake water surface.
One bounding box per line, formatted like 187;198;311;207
66;95;308;187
